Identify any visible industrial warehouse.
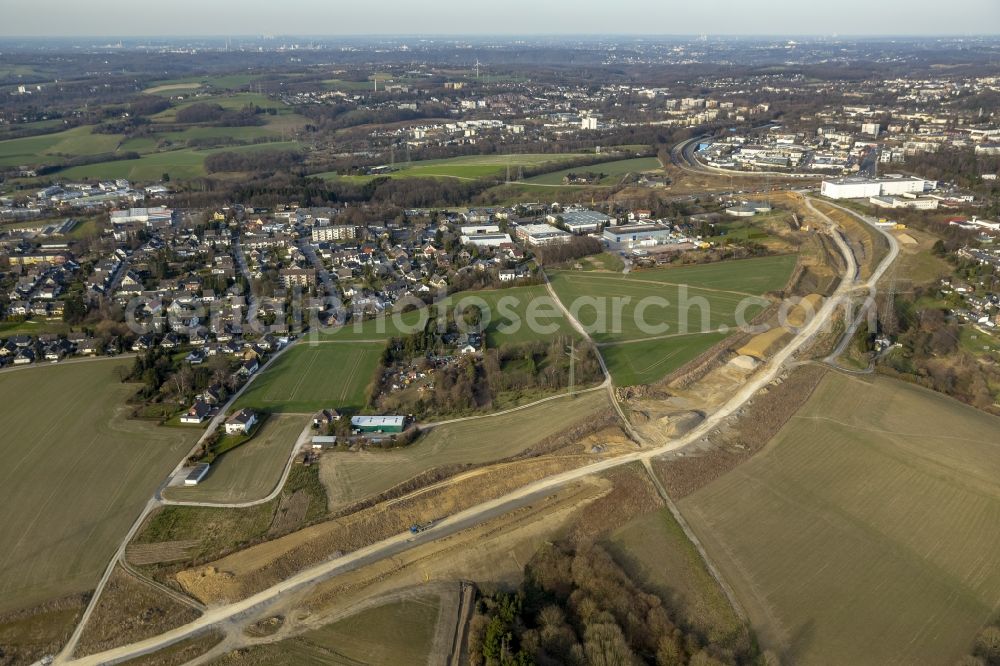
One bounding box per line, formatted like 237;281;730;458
820;175;936;199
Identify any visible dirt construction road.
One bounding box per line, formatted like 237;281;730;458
54;197;891;666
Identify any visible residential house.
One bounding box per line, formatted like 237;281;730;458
225;408;258;435
180;400;213;424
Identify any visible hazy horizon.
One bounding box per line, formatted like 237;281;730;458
3;0;998;38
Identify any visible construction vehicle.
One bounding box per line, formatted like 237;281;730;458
409;520;435;534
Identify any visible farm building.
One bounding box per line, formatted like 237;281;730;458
184;463;210;486
225;408;258;435
312;435;337;448
351;415;406;433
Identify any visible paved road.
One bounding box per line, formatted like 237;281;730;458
670;135;823;180
55;199;893;665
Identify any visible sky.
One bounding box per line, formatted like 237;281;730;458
2;0;999;37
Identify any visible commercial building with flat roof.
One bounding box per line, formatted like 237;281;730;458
550;209;612;234
869;195;939;210
514;223;572;246
603;223;673;245
460;233;513;247
821;176;934;200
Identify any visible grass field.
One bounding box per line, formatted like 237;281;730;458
319;284;576;346
234;342;383;414
524;156;662;186
0;359;196;613
453;285;576;345
0;318;72;337
0;89;304;183
598;331;731;386
207;597;440;665
681;372;1000;665
163;415;307;503
608;508;749;652
57;140;303;182
0;126;124;168
578;252;626;272
142;82;203;95
131;466;328;565
143;74;260;95
549;255;796;384
314;153;593;183
320;389;609;509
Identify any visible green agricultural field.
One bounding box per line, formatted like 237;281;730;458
524;156;662;186
578;252;626;272
681;372;1000;666
0;126;124;168
58;140;303;182
141;82;203;95
156;124;288;145
322;78;380;92
0;318;72;337
598;332;730;386
315;153;593;183
233;342;383;414
320;389;610;509
0;118;65;140
58;148;208;181
0;359;196;613
549;255;797;384
619;254;797;294
207;596;441;665
454;285;576;345
319;285;576;346
163;415;307;503
149;92;284;123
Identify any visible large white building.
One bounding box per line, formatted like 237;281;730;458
459;224;501;235
515;223;572;246
603;223;674;245
821;176;934;200
460;233;513;247
110;206;173;226
869;195;939;210
311;225;356;242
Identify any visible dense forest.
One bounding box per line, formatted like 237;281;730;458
468;542;757;666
